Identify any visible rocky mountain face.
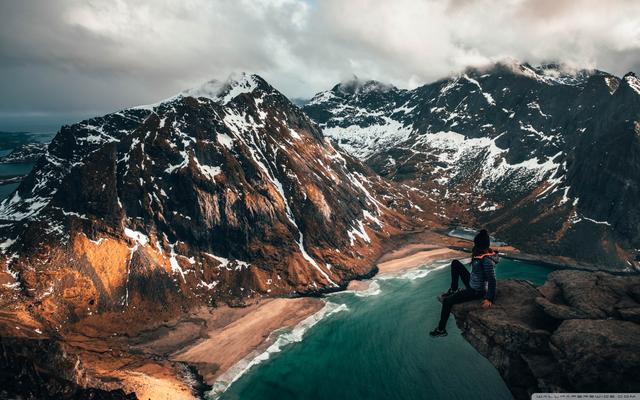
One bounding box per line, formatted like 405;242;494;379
0;142;48;164
0;335;136;399
0;73;415;332
304;63;640;269
451;270;640;399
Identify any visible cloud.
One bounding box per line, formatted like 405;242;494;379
1;0;639;128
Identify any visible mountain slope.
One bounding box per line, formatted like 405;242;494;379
0;73;410;328
304;63;640;268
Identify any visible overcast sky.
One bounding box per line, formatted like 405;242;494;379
2;0;640;131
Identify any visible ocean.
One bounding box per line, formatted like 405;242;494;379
216;258;554;400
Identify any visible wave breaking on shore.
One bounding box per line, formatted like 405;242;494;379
207;301;348;399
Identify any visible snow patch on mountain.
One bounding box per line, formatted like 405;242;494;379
624;73;640;95
136;72;262;109
182;72;260;104
323;117;412;159
414;131;562;191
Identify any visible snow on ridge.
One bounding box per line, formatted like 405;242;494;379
624;73;640;95
308;90;336;106
419;131;562;189
134;72;262;110
323;117;412;160
604;76;620;94
0;238;16;253
182;72;260;104
193;156;222;181
347;219;371;246
508;62;592;86
124;227;149;246
203;253;250;271
462;75;496;105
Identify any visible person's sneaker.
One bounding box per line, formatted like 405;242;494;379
438;288;459;300
429;328;448;337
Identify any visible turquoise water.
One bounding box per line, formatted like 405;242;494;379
218;258;554;400
0;162;36;200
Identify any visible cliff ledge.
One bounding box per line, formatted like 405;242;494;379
451;270;640;399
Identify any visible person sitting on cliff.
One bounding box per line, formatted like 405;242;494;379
429;229;499;337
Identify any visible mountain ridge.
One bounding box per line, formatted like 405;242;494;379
0;73;420;330
303;61;640;269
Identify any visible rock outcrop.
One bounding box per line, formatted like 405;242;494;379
451;269;640;399
0;336;136;399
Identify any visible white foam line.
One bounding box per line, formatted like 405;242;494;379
207;301;348;399
330;258;460;299
208;256;459;398
353;281;381;297
377;260;452;281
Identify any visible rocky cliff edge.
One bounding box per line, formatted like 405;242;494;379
451;269;640;399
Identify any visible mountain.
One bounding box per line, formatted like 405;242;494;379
304;62;640;269
0;73;416;330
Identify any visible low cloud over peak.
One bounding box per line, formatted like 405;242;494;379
1;0;639;129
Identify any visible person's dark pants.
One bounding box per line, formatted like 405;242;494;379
438;260;483;330
450;259;470;291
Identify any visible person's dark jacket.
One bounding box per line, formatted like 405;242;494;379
469;252;499;301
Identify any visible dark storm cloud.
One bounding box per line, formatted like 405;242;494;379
1;0;639;130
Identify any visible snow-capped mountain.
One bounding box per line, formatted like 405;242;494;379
0;73;412;325
304;63;640;267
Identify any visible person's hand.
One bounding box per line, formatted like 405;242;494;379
481;299;493;309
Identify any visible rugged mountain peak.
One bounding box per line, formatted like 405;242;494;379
304;62;640;269
622;71;640;95
331;76;399;96
0;73;411;327
459;60;602;87
180;72;271;104
135;73;273;110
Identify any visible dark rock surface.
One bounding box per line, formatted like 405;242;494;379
451;269;640;399
0;336;136;400
0;142;48;164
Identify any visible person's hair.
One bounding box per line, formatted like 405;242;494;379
472;246;493;257
472;229;491;256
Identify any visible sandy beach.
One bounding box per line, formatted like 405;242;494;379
169;298;324;383
168;240;467;393
378;246;465;274
62;297;324;400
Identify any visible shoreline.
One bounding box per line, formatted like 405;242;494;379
192;235;470;397
200;244;464;398
0;230;464;400
194;231;622;398
142;233;466;398
64;229;600;399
